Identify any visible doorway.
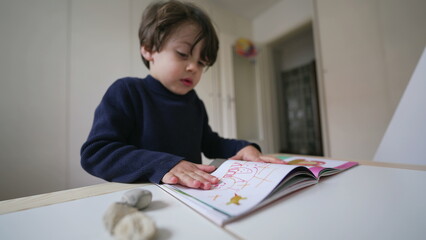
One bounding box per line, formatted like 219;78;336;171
271;23;323;156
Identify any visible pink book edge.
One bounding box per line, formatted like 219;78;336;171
309;161;358;178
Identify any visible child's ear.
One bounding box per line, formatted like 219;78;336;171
140;46;153;61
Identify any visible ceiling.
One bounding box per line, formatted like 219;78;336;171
206;0;281;20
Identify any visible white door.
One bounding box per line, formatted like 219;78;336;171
197;33;276;156
219;33;275;153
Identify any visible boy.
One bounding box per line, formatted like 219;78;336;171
81;0;281;190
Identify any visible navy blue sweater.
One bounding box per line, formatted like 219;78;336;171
81;75;256;183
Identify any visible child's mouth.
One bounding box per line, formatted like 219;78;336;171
181;78;193;87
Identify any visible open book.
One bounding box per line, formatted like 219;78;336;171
160;156;358;226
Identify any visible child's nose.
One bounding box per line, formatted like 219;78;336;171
186;60;199;72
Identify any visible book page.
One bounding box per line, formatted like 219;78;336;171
277;156;358;177
166;160;301;217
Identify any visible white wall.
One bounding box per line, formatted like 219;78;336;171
0;0;69;200
68;0;152;190
315;0;426;160
253;0;314;43
253;0;426;161
273;26;315;71
0;0;252;200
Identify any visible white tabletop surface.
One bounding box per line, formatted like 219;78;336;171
0;184;236;240
224;165;426;240
1;162;425;240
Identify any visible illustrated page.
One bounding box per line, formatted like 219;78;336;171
170;160;299;216
277;156;358;177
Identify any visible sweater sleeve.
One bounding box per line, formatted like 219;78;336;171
80;80;182;183
200;102;261;159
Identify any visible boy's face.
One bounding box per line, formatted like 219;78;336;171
141;22;207;95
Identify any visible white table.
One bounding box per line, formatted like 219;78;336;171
0;184;236;240
225;164;426;240
1;159;425;240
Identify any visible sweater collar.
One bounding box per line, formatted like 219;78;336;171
144;75;197;100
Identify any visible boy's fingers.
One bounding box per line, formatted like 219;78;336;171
229;154;283;164
175;173;202;188
259;156;284;164
195;164;216;172
189;169;218;186
197;170;219;184
163;161;219;189
162;173;178;184
229;154;241;160
178;170;217;189
171;169;209;189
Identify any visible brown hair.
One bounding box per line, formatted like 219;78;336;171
138;0;219;69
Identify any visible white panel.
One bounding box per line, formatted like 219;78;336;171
374;48;426;165
234;53;259;141
195;66;222;135
218;33;238;138
255;46;280;153
0;0;68;200
69;0;133;187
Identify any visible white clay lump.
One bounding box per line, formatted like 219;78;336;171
103;202;156;240
103;189;156;240
121;189;153;210
113;211;156;240
103;203;138;234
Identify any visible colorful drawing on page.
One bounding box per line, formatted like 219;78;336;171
277;156;351;169
226;193;247;205
212;161;278;192
277;155;292;160
209;194;221;201
283;159;326;167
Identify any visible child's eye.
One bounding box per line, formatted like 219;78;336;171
198;61;207;67
176;51;188;58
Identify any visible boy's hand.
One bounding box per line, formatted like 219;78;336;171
162;160;219;190
230;145;284;164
